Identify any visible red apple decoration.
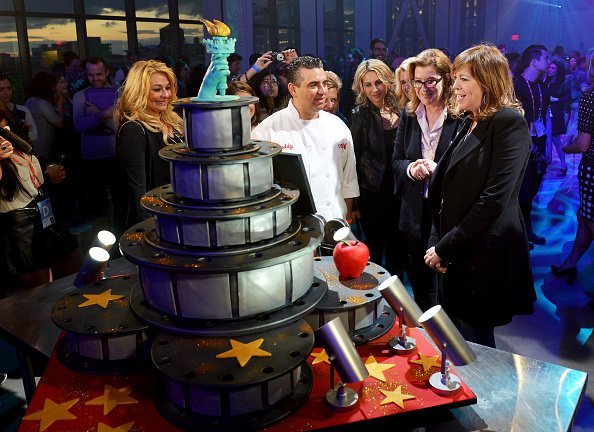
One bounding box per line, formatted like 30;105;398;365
333;239;370;279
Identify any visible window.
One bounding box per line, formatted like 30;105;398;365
252;0;300;54
86;19;128;65
27;17;77;74
323;0;355;72
460;0;485;50
24;0;73;13
135;2;170;19
136;21;173;61
386;0;437;57
84;0;126;17
179;24;206;67
178;0;204;21
0;16;23;102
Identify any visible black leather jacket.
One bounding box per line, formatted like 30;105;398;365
350;104;390;193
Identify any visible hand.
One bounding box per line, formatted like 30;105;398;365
0;139;14;160
424;246;447;273
102;106;114;119
46;164;66;184
84;101;100;114
254;51;274;72
347;209;361;223
282;49;298;64
410;158;436;180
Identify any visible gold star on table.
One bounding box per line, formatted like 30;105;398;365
410;353;441;373
310;348;331;365
97;421;135;432
85;384;138;415
22;397;79;431
365;355;396;382
215;338;272;367
78;289;124;309
379;386;416;409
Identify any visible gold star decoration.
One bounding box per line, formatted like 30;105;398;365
215;338;272;367
365;355;396;382
22;397;79;432
78;289;124;309
379;386;416;409
409;353;441;373
85;384;138;415
310;348;331;365
97;421;135;432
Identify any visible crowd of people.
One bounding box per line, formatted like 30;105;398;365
1;39;593;350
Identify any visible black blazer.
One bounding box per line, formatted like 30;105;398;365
392;108;460;238
429;108;537;327
116;121;173;225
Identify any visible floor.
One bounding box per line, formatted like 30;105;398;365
1;151;593;431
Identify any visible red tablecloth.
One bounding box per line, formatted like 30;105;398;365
20;327;476;432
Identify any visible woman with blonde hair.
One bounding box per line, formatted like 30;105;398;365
392;49;460;311
395;57;414;108
350;59;405;277
424;44;536;347
115;59;184;225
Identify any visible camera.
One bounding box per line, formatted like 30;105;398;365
270;52;285;62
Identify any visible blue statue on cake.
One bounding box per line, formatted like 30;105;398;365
195;19;239;102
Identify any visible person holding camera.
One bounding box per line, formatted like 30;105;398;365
238;49;298;84
0;116;82;290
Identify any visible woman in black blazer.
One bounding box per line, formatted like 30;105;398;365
424;44;536;347
392;49;459;312
114;60;184;227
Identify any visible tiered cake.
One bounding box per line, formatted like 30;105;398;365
117;96;327;429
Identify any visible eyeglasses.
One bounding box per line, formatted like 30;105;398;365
262;80;278;87
411;77;443;89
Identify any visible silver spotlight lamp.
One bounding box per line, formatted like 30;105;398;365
378;275;423;354
418;305;476;395
316;317;369;411
73;247;110;288
92;230;116;251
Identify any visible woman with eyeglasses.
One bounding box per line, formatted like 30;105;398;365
250;70;288;120
424;44;535;347
350;59;406;278
391;49;460;312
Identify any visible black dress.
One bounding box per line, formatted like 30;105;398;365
578;91;594;222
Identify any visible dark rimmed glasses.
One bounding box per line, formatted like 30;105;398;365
411;76;443;89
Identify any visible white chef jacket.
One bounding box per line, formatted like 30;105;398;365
252;100;359;221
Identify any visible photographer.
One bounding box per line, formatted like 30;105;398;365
238;49;298;84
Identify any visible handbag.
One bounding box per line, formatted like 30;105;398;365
563;132;592;154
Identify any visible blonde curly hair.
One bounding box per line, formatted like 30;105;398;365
114;60;183;139
352;59;398;112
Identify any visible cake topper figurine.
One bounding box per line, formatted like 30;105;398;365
195;18;239;102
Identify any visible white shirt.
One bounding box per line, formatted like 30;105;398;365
408;105;447;197
252;100;359;221
0;153;43;213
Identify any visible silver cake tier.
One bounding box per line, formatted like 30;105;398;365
174;96;258;153
119;215;324;321
152;319;313;427
51;275;152;374
160;141;280;202
306;257;395;344
141;184;298;248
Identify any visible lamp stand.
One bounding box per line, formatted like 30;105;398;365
429;342;462;395
325;358;359;411
388;307;416;354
